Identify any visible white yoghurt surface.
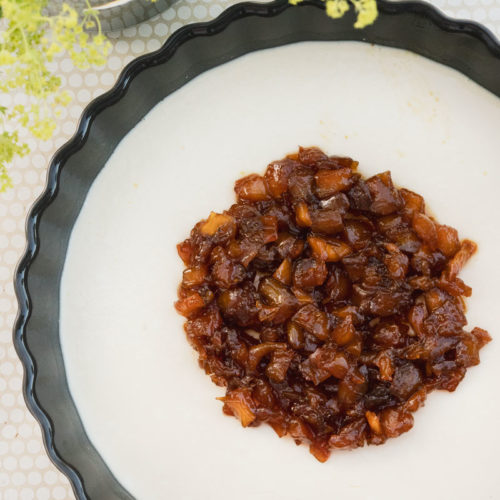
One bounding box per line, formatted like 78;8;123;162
60;41;500;500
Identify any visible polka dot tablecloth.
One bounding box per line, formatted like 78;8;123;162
0;1;499;498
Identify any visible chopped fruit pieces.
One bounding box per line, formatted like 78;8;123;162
176;147;490;462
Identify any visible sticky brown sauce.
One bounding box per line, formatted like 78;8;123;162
175;147;490;462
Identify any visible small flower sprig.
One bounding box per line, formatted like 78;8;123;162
290;0;378;29
0;0;111;192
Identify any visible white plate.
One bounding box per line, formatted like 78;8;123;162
60;41;500;500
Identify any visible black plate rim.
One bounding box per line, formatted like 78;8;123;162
13;0;500;498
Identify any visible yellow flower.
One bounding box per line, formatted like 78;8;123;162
325;0;350;19
0;50;16;65
289;0;378;28
351;0;378;28
0;0;111;191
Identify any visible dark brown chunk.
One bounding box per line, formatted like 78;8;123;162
347;179;372;211
293;258;328;289
217;285;258;327
344;219;372;250
264;158;299;199
234;174;270;202
210;247;246;288
320;192;350;213
288;168;315;202
390;363;422;400
310;209;344;235
314;168;354;198
292;304;329;341
366;171;402;215
300;346;349;385
436;225;460;258
412;213;438;250
298;146;328;167
424;299;467;337
258;277;298;324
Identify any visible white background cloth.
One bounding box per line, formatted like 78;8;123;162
0;1;498;498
